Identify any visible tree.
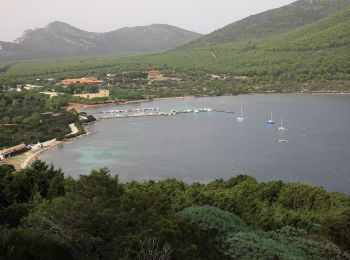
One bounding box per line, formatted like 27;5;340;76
0;228;73;260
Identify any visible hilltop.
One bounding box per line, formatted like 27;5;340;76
0;22;202;60
180;0;350;49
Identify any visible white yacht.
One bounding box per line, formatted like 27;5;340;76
236;104;245;122
278;117;286;132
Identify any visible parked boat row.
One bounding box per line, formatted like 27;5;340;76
96;107;222;119
176;108;213;114
100;107;160;114
99;107;215;115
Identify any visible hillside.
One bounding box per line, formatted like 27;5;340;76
0;22;202;60
181;0;350;49
137;5;350;83
0;5;349;94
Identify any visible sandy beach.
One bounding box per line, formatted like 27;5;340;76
1;123;84;170
2;139;63;170
21;139;63;169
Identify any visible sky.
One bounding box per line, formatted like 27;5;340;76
0;0;295;42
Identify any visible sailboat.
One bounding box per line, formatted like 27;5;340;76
278;131;288;143
266;112;275;125
278;117;286;132
236;104;245;122
278;138;288;143
278;118;288;143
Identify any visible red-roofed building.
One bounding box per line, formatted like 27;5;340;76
147;70;161;79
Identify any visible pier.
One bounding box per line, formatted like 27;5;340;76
95;107;235;120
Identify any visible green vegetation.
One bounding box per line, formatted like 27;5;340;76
0;162;349;259
0;91;80;149
1;6;349;97
180;0;350;49
0;3;349;258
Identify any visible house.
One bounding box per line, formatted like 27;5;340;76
147;70;161;80
210;74;221;80
24;84;44;91
40;91;62;98
61;77;103;85
0;144;28;160
73;89;110;99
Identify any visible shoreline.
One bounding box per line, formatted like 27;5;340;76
68;92;350;110
4;92;349;169
23;124;92;169
1;123;92;170
67;96;195;110
21;139;63;169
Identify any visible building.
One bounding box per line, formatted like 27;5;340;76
40;91;62;98
147;70;161;80
61;77;103;85
23;84;44;90
0;144;28;160
210;74;221;80
234;76;248;80
73;89;110;99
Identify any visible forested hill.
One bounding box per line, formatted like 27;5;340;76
143;6;350;82
0;162;349;259
0;22;202;60
180;0;350;49
0;5;349;91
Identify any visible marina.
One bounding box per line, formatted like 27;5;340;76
40;95;350;193
97;107;233;119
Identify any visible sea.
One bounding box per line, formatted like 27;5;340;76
39;94;350;193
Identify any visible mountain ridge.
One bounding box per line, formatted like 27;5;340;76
179;0;350;50
0;22;202;60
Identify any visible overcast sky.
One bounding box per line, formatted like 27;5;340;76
0;0;295;42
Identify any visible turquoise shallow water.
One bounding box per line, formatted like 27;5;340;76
40;94;350;193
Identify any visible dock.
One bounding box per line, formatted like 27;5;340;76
95;107;235;120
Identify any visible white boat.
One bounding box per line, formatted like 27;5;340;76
194;109;199;113
236;104;245;122
278;118;287;143
278;117;286;132
266;112;275;125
